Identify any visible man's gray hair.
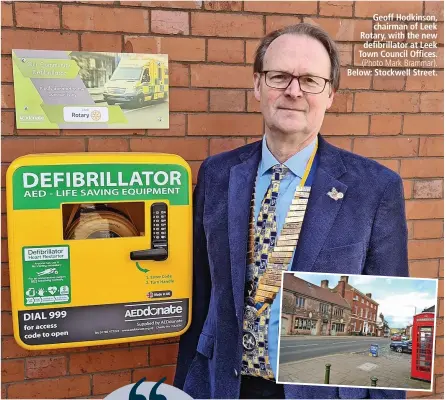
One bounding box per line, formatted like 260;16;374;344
254;23;341;92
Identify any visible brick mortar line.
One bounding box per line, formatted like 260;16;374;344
5;110;445;117
1;362;178;376
146;7;151;34
4;135;444;141
2;107;429;114
0;134;443;139
88;372;93;397
10;1;17;28
55;3;442;23
3;27;445;47
58;2;63;31
8;3;445;21
2;364;177;386
1;83;445;94
0;155;443;163
0;339;172;353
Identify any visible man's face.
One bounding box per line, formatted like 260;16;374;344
254;34;334;138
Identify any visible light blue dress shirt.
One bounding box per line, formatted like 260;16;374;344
254;135;317;378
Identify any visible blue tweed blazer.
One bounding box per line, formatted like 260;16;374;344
174;135;408;399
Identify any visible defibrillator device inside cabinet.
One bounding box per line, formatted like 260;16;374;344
6;153;192;350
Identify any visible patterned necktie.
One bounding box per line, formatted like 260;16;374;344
242;163;289;380
255;164;289;269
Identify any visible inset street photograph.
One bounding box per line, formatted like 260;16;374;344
278;273;438;391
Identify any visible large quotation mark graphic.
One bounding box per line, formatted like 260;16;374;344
149;377;167;400
129;378;146;400
129;377;167;400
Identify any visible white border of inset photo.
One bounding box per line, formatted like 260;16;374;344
276;272;438;392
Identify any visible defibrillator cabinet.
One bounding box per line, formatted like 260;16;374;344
6;153;192;350
411;312;435;382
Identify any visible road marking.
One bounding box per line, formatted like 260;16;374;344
281;343;319;348
329;341;357;344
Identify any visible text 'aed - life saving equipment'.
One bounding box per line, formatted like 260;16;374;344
7;153;192;350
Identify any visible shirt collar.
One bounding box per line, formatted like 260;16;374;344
259;135;317;179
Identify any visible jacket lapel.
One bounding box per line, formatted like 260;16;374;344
228;142;262;320
291;136;348;272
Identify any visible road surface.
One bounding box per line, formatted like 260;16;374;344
279;335;390;364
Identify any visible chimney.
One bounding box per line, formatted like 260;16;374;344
340;275;349;283
338;280;346;298
321;280;329;289
366;293;372;298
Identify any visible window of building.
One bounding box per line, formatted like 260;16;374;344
296;296;305;308
354;306;358;315
367;301;369;306
319;303;330;314
333;307;343;317
331;323;345;333
361;298;364;303
365;309;368;318
295;318;316;330
360;308;363;317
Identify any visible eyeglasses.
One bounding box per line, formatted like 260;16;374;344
261;71;331;94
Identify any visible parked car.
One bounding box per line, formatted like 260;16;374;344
390;340;412;353
391;334;402;341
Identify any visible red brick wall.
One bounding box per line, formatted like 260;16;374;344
336;285;378;334
1;1;443;398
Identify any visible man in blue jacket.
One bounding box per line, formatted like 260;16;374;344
174;23;408;399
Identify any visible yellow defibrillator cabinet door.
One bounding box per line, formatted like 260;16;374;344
7;153;192;350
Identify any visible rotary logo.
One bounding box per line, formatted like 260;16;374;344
91;110;101;121
63;106;109;122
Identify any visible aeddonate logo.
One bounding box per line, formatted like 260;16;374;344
104;377;192;400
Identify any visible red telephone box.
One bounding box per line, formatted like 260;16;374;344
411;312;435;381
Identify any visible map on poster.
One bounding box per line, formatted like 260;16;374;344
12;49;169;130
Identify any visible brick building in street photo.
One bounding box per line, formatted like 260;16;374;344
282;274;381;336
281;273;351;336
333;276;379;336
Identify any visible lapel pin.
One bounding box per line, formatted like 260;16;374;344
327;187;344;201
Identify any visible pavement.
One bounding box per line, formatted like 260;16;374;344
278;339;432;391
